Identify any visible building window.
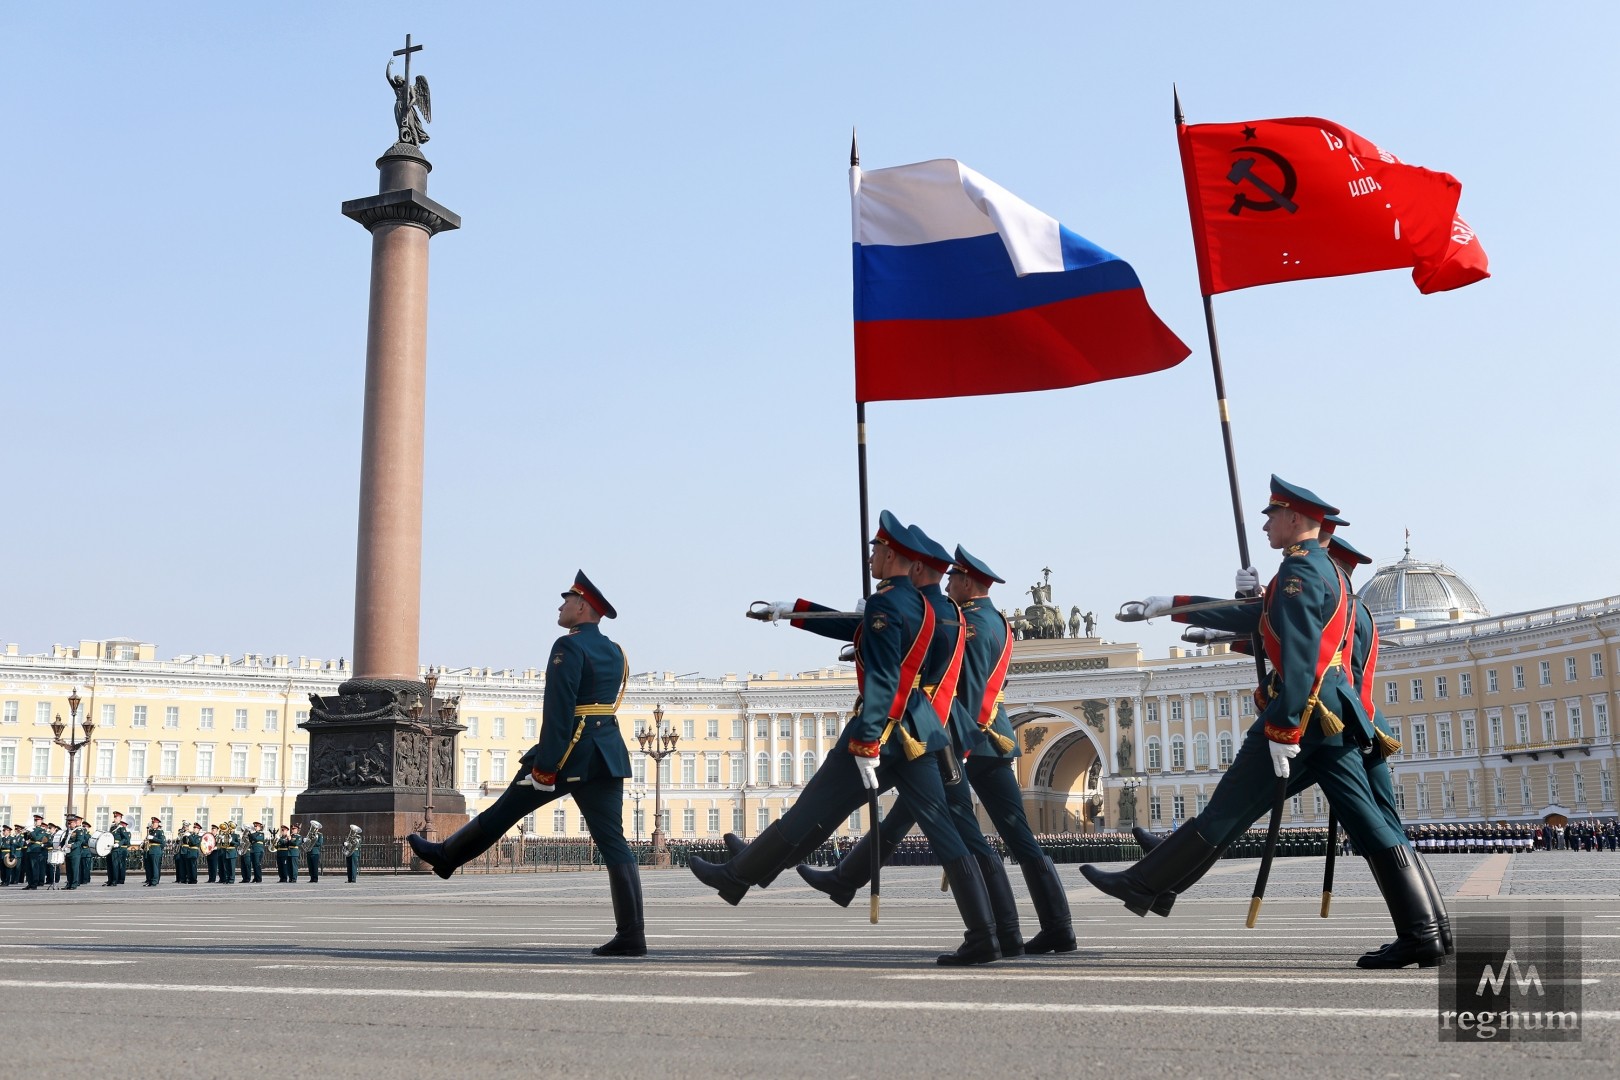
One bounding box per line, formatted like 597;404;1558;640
1218;731;1234;766
129;746;146;777
160;807;174;833
1538;661;1551;686
1514;709;1529;745
1389;722;1402;745
264;709;279;733
234;709;249;731
706;757;720;784
1394;785;1406;811
682;719;695;741
755;753;770;785
1512;666;1525;690
1241;696;1254;717
1520;775;1531;806
1549;774;1560;804
1494;776;1505;807
100;703;115;727
1596;700;1610;737
491;751;506;779
756;806;770;832
779;752;793;783
295;710;308;726
1442;782;1455;810
1313;792;1325;816
707;808;720;833
160;747;178;777
1385;682;1398;705
1217;696;1230;719
755;718;769;740
1412;722;1429;755
1192;697;1207;720
681;756;696;786
707;719;720;740
1602;770;1613;804
1486;669;1498;693
97;746;114;778
825;717;838;738
1;701;15;724
1565;657;1578;682
683;808;696;834
1459;672;1472;697
1467;778;1478;809
463;752;479;787
466;717;479;738
1193;733;1209;768
658;757;672;787
197;748;214;777
1146;738;1161;771
197;707;211;730
1410;679;1424;703
1169;699;1183;722
728;752;743;784
1575;771;1586;806
1487;714;1503;747
553;808;567;834
1569;704;1583;740
1541;704;1555;743
94;806;111;830
1145;701;1159;723
0;744;15;777
1438;721;1452;753
261;749;278;781
1417;783;1429;811
632;758;646;785
1462;717;1476;750
35;702;51;725
1435;676;1448;700
1172;795;1186;819
292;747;307;783
802;751;815;779
1170;736;1185;769
525;718;538;740
492;717;506;738
1149;796;1162;821
847;808;861;832
1592;652;1605;678
778;719;792;738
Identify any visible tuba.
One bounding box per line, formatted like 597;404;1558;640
299;822;320;853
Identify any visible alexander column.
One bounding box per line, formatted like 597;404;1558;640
296;36;466;841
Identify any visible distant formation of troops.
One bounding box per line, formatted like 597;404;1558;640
0;815;365;889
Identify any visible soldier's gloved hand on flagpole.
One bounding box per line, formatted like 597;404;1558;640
1120;596;1175;621
1236;566;1261;597
1267;740;1300;779
855;597;866;614
765;601;796;623
1181;627;1236;646
854;754;881;791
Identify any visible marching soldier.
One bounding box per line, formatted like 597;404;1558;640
796;534;1074;957
304;820;324;882
143;817;165;886
1082;478;1443;968
346;824;362;883
410;571;645;957
246;822;266;883
691;513;1001;965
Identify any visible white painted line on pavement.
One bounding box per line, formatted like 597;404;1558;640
880;973;1603;986
0;979;1615;1020
253;963;748;976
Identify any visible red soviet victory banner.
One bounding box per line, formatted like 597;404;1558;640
1178;116;1488;296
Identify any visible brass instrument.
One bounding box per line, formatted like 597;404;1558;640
299;821;321;853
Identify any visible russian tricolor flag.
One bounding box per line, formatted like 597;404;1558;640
853;159;1189;403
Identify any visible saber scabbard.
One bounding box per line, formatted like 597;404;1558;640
1321;809;1339;918
1116;595;1263;623
868;789;882;924
1247;774;1288;928
747;601;862;623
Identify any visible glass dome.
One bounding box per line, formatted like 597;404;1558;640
1360;541;1488;633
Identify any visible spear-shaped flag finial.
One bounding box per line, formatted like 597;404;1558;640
1173;84;1184;126
850;127;860;168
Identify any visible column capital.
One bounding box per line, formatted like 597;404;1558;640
342;189;462;236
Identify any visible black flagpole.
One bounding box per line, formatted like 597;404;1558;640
1176;87;1283;924
852;129;873;600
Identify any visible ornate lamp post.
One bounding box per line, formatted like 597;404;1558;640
629;788;646;844
51;688;95;823
636;703;679;866
405;666;454;841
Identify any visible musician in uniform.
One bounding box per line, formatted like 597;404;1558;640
346;824;363;883
217;821;237;884
1082;478;1443;968
1;825;15;887
204;823;220;883
143;817;165;886
691;513;1000;965
409;571;646;958
103;812;130;886
245;822;266;884
275;826;296;883
304;821;324;882
24;815;49;890
63;814;88;890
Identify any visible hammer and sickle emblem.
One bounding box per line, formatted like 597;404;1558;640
1226;146;1299;216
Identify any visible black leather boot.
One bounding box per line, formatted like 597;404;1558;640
1128;822;1227;918
977;852;1024;958
408;817;500;881
1356;844;1445;969
1080;822;1218;917
937;856;1001;966
723;830;827;889
690;822;794;906
1362;849;1453;960
795;829;896;908
1020;855;1076;954
592;862;647;957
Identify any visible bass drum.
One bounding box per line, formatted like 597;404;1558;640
94;832;116;858
200;832;217;856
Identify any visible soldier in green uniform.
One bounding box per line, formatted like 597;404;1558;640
62;814;88;889
143;817;165;886
410;571;645;957
175;823;199;884
1083;478;1443;968
346;824;362;882
245;822;266;883
304;821;324;882
24;815;49;889
692;513;1000;965
217;821;237;884
796;536;1074;956
1;825;15;886
104;812;131;886
275;826;296;882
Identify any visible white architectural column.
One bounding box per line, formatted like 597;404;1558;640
1132;696;1146;772
1106;699;1119;774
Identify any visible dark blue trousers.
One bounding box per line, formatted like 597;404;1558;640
771;750;968;864
476;769;633;866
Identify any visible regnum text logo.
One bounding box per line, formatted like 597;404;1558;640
1438;906;1582;1042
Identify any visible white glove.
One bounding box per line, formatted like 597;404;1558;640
1267;740;1300;779
855;597;866;614
1119;595;1175;621
853;754;881;791
517;770;555;792
1236;566;1261;596
766;600;796;623
1181;627;1234;645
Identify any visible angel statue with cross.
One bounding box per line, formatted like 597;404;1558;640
386;35;432;146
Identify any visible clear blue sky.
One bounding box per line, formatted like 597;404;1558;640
5;4;1615;676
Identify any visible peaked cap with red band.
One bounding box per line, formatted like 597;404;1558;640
949;544;1005;587
1261;474;1339;524
870;509;926;564
905;522;954;574
561;570;617;619
1326;533;1372;567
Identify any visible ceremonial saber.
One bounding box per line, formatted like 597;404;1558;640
1246;775;1287;928
1115;596;1262;623
746;602;862;622
1320;809;1339;918
868;789;882;924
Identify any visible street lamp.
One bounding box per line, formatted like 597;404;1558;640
51;688;95;824
405;666;450;840
629;788;646;844
636;703;679;866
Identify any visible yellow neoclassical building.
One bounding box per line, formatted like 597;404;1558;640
3;560;1615;843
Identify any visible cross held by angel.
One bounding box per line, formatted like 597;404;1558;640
387;36;433;146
